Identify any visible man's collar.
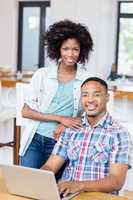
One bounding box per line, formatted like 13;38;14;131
81;112;113;128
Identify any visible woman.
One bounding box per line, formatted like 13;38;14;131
19;20;93;173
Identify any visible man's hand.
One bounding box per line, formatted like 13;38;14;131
58;181;82;197
60;117;82;130
53;124;66;141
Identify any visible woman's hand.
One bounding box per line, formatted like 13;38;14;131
60;117;82;130
53;124;66;141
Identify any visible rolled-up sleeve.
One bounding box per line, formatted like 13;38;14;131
110;127;132;167
52;129;70;160
24;69;43;110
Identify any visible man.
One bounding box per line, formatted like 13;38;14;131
41;77;132;197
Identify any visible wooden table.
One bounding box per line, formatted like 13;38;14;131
110;85;133;100
0;172;127;200
72;192;127;200
1;77;133;100
114;90;133;100
0;77;31;87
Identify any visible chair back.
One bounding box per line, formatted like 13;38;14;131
108;90;133;192
16;82;30;126
0;81;1;110
107;90;114;115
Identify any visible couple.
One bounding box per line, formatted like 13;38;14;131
19;19;131;196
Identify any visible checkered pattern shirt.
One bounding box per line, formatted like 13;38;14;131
53;112;132;183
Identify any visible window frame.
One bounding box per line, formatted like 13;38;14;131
115;1;133;75
17;1;50;71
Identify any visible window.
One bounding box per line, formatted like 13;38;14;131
17;1;50;71
116;1;133;76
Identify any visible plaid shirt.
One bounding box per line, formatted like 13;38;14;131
53;112;132;183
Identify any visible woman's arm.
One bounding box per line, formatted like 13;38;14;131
22;104;82;129
22;104;62;122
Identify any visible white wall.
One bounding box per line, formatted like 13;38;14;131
0;0;17;67
50;0;118;78
0;0;118;78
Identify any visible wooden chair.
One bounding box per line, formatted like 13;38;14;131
15;82;30;165
108;90;133;193
107;90;115;115
0;82;16;163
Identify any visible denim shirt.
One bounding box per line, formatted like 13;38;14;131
19;63;91;156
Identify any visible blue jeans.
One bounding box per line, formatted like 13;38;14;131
20;133;65;180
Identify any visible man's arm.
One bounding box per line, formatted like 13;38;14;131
41;154;65;174
58;163;128;197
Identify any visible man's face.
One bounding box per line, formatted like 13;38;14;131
81;81;109;118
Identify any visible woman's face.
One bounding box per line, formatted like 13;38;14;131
60;38;80;67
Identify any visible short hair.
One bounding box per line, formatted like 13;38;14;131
81;77;108;91
44;19;93;65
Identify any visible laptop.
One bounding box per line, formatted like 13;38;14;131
0;164;79;200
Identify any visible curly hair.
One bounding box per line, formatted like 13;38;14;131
44;20;93;65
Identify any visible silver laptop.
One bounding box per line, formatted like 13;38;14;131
0;164;79;200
